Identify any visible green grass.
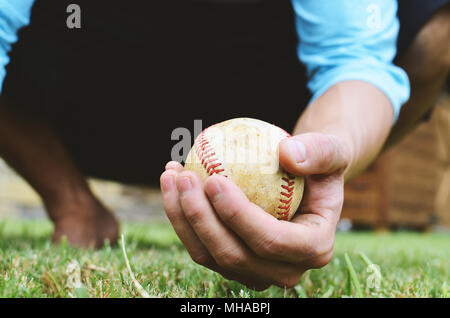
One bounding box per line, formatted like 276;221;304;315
0;218;448;298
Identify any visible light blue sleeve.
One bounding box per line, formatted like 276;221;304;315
0;0;35;93
292;0;410;122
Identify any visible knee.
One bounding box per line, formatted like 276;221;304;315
401;4;450;80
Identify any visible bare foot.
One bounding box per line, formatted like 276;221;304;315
49;196;119;249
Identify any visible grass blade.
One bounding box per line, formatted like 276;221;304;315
294;284;307;298
358;251;374;266
344;253;364;298
121;234;152;298
321;286;334;298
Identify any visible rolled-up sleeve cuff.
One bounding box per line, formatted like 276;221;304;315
309;64;410;123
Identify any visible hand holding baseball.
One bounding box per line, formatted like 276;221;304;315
160;123;350;290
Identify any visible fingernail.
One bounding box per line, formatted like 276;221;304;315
178;176;193;192
161;174;175;192
206;179;222;200
286;139;306;163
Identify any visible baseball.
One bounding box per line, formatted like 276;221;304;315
184;118;304;221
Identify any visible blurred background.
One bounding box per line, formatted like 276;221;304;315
0;92;449;233
342;91;450;232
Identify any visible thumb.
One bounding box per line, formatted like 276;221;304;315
278;133;351;176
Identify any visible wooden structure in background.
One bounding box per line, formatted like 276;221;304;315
434;97;450;228
342;94;450;230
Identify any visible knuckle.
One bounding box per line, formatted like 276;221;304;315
301;231;335;261
310;251;334;269
162;202;181;222
163;204;176;219
220;205;240;225
182;204;204;223
301;243;322;260
317;134;350;172
311;244;326;258
316;136;334;158
191;253;214;267
254;233;283;259
321;144;335;166
215;249;245;269
307;136;335;172
332;141;351;169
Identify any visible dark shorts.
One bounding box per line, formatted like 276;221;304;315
1;0;449;186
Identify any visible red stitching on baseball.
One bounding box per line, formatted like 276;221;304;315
195;130;226;176
278;174;295;220
276;126;294;220
194;122;295;220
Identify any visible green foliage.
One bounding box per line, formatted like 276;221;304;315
0;218;448;298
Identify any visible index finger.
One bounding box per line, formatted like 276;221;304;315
204;174;333;264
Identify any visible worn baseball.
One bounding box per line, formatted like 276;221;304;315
184;118;304;221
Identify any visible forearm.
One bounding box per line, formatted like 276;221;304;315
293;80;394;181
